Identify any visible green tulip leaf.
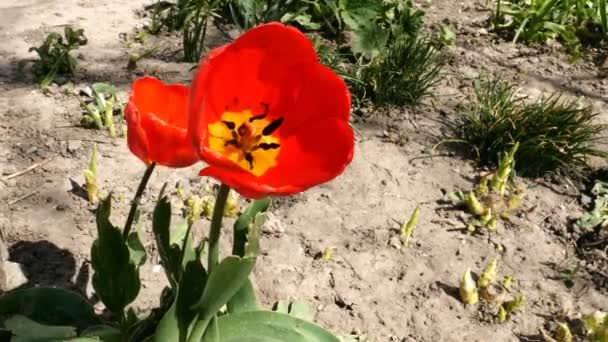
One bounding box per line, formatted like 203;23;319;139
3;315;77;339
227;199;270;314
193;255;256;318
91;195;141;315
80;325;121;342
0;287;98;330
232;198;270;256
200;317;219;342
202;311;341;342
152;195;180;288
226;279;258;314
155;253;207;342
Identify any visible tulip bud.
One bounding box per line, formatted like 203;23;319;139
497;305;507;322
223;190;238;217
478;258;498;288
460;269;478;305
185;195;203;226
555;322;572;342
504;295;525;314
84;144;98;203
465;191;486;216
583;311;607;339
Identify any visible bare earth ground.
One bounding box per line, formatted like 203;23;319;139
1;0;607;341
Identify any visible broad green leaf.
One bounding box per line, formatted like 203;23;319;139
232;198;270;256
91;83;116;97
244;212;264;258
200;317;219;342
287;300;314;322
91;195;141;314
155;254;207;342
293;14;322;30
273;300;313;322
206;311;341;342
227;200;268;314
339;0;383;31
127;231;147;267
80;325;121;342
0;287;98;330
152;195;191;288
192;256;256;318
226;279;258;314
3;315;76;339
274;300;290;315
351;23;390;57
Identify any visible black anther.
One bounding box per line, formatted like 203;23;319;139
262;117;283;136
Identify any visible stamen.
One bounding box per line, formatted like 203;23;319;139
262;117;283;136
249;113;268;122
223;121;236;130
224;139;239;147
257;142;280;150
245;153;254;169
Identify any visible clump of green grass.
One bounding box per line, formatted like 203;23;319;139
29;26;87;87
493;0;608;58
448;75;607;177
354;35;442;107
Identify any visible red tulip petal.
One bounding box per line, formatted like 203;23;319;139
260;117;354;190
276;63;351;137
125;101;151;164
131;77;190;127
126;77;199;167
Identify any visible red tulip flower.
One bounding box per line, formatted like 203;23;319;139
188;23;354;199
125;77;199;168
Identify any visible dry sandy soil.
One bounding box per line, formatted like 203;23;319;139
1;0;607;341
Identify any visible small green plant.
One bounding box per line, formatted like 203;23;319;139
492;0;608;57
448;75;607;177
29;26;87;87
437;23;457;46
459;258;526;322
576;179;608;231
450;143;523;233
80;83;121;137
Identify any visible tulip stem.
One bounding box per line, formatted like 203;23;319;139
207;183;230;274
123;162;156;239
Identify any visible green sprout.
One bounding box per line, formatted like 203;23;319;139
83;144;98;203
400;204;420;246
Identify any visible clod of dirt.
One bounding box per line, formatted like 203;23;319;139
0;237;27;291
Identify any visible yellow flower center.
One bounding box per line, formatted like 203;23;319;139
208;108;282;176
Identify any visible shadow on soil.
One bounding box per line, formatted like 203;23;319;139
9;240;89;296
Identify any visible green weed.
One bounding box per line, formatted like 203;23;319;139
493;0;608;57
148;0;221;62
448;75;607;177
29;26;87;87
219;0;327;31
